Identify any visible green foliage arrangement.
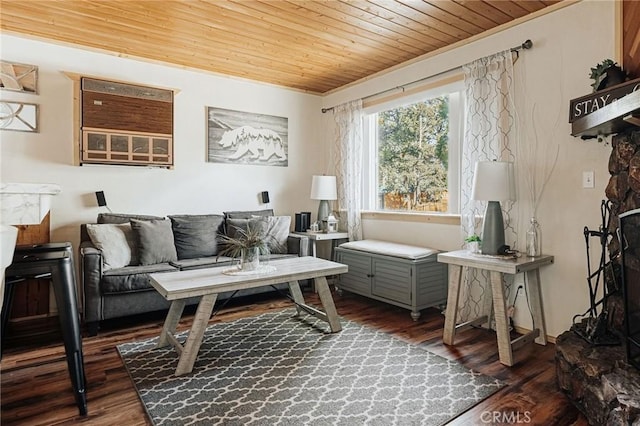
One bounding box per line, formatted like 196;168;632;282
217;222;271;259
464;234;481;243
589;59;625;91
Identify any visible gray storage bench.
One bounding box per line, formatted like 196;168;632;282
335;239;448;320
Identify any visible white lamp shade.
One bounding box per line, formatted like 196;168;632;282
471;161;516;201
310;175;337;200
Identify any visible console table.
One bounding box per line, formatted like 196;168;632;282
437;250;554;366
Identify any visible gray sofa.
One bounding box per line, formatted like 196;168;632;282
80;210;309;335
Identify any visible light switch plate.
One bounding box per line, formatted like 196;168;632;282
583;171;595;188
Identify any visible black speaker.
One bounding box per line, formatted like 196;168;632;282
95;191;107;207
295;212;312;232
261;191;270;204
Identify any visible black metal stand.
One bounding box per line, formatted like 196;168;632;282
572;200;620;346
2;242;87;416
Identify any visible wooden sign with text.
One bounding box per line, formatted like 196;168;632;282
569;77;640;123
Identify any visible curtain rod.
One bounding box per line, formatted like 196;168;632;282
321;39;533;113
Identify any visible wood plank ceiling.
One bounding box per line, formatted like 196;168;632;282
0;0;563;94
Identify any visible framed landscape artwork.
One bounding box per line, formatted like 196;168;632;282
207;107;288;167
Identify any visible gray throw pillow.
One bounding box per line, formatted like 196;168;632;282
224;216;290;254
265;216;291;254
130;219;178;265
169;214;224;259
223;209;273;237
225;218;268;241
224;209;274;219
86;223;137;270
98;213;164;224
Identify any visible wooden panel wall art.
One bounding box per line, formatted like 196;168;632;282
0;60;38;94
207;107;288;167
0;101;38;132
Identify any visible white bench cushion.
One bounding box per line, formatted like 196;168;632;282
339;239;438;260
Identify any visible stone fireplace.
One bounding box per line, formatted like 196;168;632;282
619;207;640;370
556;128;640;425
607;128;640;371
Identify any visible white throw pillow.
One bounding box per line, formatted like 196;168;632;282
265;215;291;254
86;223;137;270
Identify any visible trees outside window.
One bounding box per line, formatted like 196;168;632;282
376;96;449;212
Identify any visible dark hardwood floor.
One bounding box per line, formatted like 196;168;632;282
1;289;589;425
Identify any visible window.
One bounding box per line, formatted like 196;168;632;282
363;81;463;214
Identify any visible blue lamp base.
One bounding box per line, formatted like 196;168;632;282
481;201;506;255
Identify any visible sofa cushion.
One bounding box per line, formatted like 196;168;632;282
224;215;291;254
223;209;273;219
169;214;224;259
170;255;236;270
102;263;178;276
339;239;438;260
130;219;178;265
101;263;177;293
264;216;291;254
225;217;268;241
98;213;164;224
86;223;137;270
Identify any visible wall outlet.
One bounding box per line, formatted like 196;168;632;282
583;171;595;188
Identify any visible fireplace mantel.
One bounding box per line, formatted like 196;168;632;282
571;90;640;139
0;183;61;225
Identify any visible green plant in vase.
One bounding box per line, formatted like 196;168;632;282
464;234;481;253
218;222;271;271
589;59;627;92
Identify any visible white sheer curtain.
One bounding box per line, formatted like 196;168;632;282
458;50;518;321
332;100;364;241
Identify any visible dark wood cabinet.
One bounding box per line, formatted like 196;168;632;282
78;77;174;167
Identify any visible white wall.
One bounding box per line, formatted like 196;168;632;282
0;35;324;250
1;0;619;338
323;0;617;338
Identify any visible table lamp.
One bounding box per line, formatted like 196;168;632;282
472;161;515;255
310;175;337;230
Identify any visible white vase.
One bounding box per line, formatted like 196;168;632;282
241;247;260;271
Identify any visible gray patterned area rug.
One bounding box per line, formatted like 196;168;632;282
117;309;504;425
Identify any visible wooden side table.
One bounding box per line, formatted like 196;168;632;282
437;249;554;366
292;231;349;260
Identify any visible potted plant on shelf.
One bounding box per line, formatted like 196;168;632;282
464;234;481;253
218;222;271;271
589;59;628;92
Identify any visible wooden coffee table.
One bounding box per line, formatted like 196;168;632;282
149;256;348;376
